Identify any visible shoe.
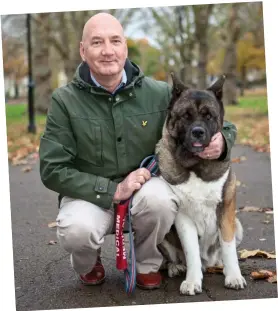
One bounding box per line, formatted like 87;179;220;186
79;256;105;285
136;272;162;289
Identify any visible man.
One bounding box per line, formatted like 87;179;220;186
39;13;237;289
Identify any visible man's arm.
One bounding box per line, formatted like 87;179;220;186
219;120;237;161
39;91;118;209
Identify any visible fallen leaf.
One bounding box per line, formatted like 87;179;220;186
267;274;277;283
262;220;270;224
259;238;266;241
251;270;274;280
206;266;223;274
48;221;57;228
12;159;28;166
239;206;273;213
47;240;57;245
239;249;276;259
21;166;32;173
240;206;261;212
265;210;274;215
232;156;247;163
236;180;241;187
232;157;241;163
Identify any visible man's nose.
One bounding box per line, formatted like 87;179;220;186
101;41;114;55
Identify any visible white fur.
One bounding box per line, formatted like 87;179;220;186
220;235;247;289
161;168;246;295
164;169;230;265
175;212;203;295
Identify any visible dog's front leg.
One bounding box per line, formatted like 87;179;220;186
220;174;246;290
175;212;203;295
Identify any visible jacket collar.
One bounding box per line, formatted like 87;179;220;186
73;58;143;92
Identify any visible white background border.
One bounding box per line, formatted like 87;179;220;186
1;0;277;310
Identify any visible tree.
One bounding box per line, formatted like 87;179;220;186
32;13;52;113
237;32;265;95
221;3;241;105
149;6;195;85
193;4;213;89
2;35;27;99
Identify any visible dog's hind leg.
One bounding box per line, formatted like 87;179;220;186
235;217;243;247
158;240;186;277
219;173;246;290
175;212;203;295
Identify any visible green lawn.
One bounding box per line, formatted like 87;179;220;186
227;96;268;115
5;103;46;126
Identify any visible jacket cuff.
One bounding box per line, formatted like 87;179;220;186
218;123;237;161
94;176;118;209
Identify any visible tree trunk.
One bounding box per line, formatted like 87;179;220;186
14;81;19;99
33;13;52;114
64;48;81;81
194;5;213;89
222;4;241;105
240;65;246;96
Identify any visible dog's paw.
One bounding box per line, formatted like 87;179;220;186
168;263;186;278
225;274;247;290
180;279;202;295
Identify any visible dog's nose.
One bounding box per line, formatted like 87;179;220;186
192;127;205;138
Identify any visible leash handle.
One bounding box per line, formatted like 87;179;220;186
115;200;129;270
116;155;159;294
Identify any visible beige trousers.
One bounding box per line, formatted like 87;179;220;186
56;177;179;274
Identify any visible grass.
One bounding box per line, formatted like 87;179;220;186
5;103;46;162
225;95;269;152
5;92;270;163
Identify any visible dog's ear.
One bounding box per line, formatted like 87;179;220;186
171;72;188;98
207;75;226;101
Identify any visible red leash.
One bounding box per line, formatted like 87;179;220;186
115;155;159;294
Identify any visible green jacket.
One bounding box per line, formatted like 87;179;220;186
39;60;237;210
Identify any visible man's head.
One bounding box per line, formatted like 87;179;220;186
80;13;128;79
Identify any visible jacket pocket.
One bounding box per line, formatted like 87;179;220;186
72;118;103;166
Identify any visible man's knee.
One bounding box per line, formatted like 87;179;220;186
132;177;178;223
56;217;101;253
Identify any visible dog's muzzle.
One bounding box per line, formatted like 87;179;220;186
191;126;205;139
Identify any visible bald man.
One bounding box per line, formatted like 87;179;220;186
39;13;237;289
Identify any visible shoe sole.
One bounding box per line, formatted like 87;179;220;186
79;276;106;286
136;282;161;290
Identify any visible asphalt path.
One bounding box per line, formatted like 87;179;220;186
9;145;277;310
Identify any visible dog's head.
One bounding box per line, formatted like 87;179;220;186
166;73;225;154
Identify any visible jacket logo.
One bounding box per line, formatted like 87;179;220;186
142;120;148;127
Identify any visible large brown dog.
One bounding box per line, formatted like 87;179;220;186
156;74;246;295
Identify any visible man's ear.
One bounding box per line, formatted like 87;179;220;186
207;75;226;101
80;42;86;62
171;72;188;98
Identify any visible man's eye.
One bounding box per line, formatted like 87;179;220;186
92;41;101;46
112;39;121;44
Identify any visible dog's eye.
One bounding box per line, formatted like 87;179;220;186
185;112;191;119
206;114;211;120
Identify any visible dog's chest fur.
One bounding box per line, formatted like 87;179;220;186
165;168;229;238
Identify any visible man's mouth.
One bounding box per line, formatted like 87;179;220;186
101;60;116;63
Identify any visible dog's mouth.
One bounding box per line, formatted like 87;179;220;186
190;142;206;153
192;142;204;148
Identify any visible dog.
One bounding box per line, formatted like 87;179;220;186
156;73;246;295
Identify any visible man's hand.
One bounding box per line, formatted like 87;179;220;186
113;168;151;202
197;132;225;160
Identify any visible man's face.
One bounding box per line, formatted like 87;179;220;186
80;22;128;78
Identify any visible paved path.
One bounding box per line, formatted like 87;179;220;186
9;145;277;310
